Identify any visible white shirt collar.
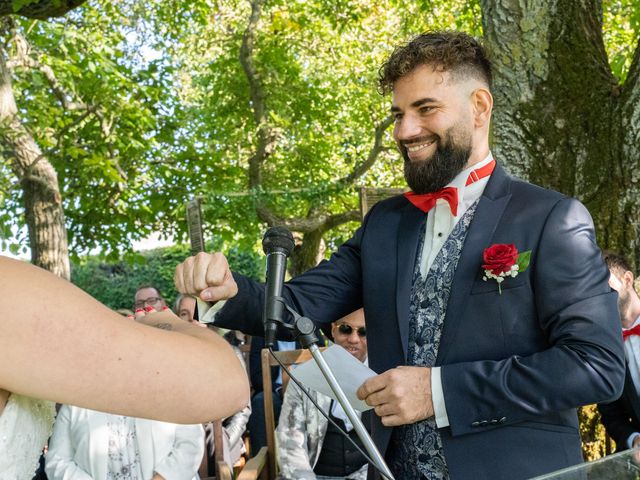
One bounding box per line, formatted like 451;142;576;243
447;152;494;190
443;151;494;216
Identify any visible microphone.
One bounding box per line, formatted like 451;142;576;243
262;226;295;348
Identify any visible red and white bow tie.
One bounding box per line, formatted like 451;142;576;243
404;159;496;215
623;324;640;341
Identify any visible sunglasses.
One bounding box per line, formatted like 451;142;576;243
337;324;366;337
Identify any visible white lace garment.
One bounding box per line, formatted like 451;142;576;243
0;394;56;480
106;414;143;479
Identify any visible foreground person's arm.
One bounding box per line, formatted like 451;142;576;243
0;256;249;423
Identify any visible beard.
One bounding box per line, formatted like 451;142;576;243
618;288;631;322
402;126;472;194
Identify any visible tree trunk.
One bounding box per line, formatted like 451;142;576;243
482;0;640;268
0;40;70;279
289;229;325;277
481;0;640;459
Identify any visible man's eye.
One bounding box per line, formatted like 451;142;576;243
419;106;432;114
393;113;403;121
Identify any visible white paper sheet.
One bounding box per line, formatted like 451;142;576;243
291;344;377;411
197;299;223;324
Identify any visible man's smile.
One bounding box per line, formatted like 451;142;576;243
402;137;438;161
406;139;435;152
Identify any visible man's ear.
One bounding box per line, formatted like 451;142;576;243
471;87;493;127
622;270;635;288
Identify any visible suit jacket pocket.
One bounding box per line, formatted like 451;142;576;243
470;277;527;295
509;420;578;434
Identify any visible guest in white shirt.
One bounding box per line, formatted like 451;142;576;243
45;405;204;480
45;305;206;480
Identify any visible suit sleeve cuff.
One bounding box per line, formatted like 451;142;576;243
627;432;640;450
432;366;450;428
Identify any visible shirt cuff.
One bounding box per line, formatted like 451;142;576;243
432;366;450;428
627;432;640;450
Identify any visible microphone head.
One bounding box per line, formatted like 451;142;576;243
262;226;295;256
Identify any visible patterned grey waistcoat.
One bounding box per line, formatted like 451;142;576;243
388;201;478;480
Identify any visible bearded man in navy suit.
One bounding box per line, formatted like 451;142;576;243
175;31;624;480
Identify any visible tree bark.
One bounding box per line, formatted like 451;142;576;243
482;0;640;267
482;0;640;459
0;30;69;279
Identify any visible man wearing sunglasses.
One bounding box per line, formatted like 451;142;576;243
276;309;369;480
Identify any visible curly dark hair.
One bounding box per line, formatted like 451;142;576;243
603;250;632;274
378;30;492;95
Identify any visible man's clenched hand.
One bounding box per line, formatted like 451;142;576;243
174;252;238;303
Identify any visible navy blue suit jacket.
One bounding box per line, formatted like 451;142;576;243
598;363;640;449
217;164;624;479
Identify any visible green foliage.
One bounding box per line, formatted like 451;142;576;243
0;0;487;260
0;1;181;258
516;250;531;272
603;0;640;82
0;0;636;266
71;241;264;310
579;405;615;461
149;0;483;253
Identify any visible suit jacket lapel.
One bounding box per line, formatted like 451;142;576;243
436;163;512;364
396;202;426;360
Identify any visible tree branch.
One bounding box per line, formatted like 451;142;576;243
320;209;361;231
4;23;126;185
337;114;393;186
256;204;360;233
8;28;93;111
239;0;265;128
0;0;87;20
49;108;92;151
239;0;378;237
240;0;276;191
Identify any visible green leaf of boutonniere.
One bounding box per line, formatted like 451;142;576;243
516;250;531;273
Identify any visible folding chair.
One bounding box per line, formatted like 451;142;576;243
261;347;327;479
199;420;230;480
236;446;269;480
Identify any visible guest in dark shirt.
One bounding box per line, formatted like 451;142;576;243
276;309;368;480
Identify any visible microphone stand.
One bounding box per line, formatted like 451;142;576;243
271;297;395;480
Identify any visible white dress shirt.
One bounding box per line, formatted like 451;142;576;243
425;153;494;428
46;405;204;480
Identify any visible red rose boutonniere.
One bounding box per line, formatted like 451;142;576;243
482;244;531;294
